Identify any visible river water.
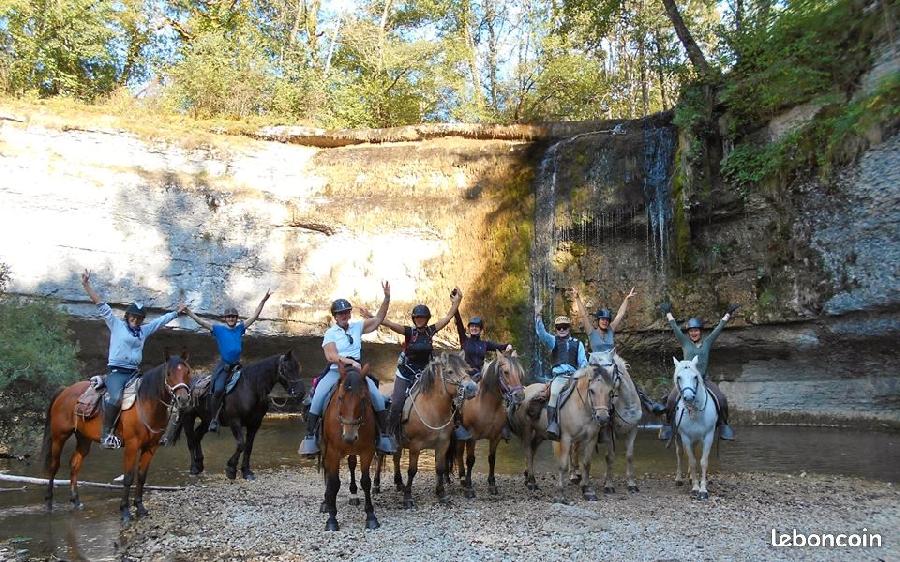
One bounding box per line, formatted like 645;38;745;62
1;420;898;560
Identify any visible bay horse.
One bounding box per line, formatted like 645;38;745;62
320;363;380;531
672;356;718;499
42;354;192;521
591;349;643;494
453;350;525;499
390;352;477;508
171;351;302;480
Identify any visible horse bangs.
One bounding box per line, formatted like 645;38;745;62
418;362;438;393
342;367;366;395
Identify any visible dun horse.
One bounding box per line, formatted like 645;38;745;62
171;351;302;480
42;355;192;521
320;363;380;531
453;351;525;498
389;352;476;507
591;349;643;493
672;356;718;499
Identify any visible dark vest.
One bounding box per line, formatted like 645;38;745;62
404;327;435;370
551;336;580;369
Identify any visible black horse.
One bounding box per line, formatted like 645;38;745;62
171;351;303;479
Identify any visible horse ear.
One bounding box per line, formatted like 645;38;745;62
180;349;190;362
361;363;370;376
284;349;294;361
510;349;518;358
690;355;699;367
672;356;680;366
440;353;449;366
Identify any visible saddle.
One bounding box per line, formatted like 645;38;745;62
74;376;140;420
190;367;243;401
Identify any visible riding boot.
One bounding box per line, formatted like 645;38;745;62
658;424;673;441
207;394;223;432
718;406;735;440
636;385;666;415
375;410;398;454
100;404;122;449
546;406;560;441
297;413;321;456
453;410;472;441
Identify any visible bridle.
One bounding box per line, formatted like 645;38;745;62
337;371;369;428
581;358;620;424
142;361;190;434
676;365;708;413
410;358;471;431
495;358;525;406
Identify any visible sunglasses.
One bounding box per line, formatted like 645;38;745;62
345;331;354;345
555;325;571;331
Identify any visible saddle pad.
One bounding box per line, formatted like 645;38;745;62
556;376;578;410
121;378;139;411
225;369;242;394
75;376;140;418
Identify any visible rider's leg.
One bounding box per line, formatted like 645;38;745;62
634;383;666;415
207;361;228;432
658;386;678;441
705;380;734;440
545;375;568;441
101;370;131;449
298;370;340;456
365;377;397;454
388;372;412;435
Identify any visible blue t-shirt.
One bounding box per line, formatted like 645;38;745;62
212;322;247;364
322;320;364;373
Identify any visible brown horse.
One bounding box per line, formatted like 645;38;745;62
42;355;192;521
320;363;380;531
391;352;476;508
453;350;525;498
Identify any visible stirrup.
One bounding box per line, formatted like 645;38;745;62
208;418;220;433
297;435;320;457
719;424;735;441
101;434;122;449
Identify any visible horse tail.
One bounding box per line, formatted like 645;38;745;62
41;387;65;473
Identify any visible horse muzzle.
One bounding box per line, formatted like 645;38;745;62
463;381;478;399
682;389;696;403
342;429;359;443
592;411;610;426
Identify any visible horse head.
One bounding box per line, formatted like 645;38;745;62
277;349;304;397
164;352;192;410
495;350;525;405
335;363;371;444
583;351;621;426
673;356;703;404
434;352;477;402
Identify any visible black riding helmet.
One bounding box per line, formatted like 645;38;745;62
411;304;431;319
125;302;146;318
467;316;483;328
330;299;352;315
594;308;612;320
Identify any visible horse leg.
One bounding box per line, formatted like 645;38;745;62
602;429;615;494
240;416;263;480
373;452;383;494
361;453;379;529
683;434;700;498
674;432;684;486
225;421;245;480
553;437;571;504
194;413;210;473
403;448;419;509
119;442;140;522
524;427;539;491
463;439;476;499
487;439;500;496
625;427;639;493
569;443;582;485
68;434;92;509
581;435;599;501
183;413;202;475
435;442;451;504
393;451;404;492
456;440;466;484
697;431;714;500
134;447;157;517
45;424;70;510
347;454;360;506
324;452;341;531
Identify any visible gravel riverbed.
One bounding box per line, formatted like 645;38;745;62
121;466;898;561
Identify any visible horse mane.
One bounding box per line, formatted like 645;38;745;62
480;358;501;395
418;353;467;394
341;366;366;395
138;357;185;402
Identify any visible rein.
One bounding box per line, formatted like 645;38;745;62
138;368;189;435
409;362;467;431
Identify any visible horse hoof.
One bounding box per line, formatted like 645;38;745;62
395;484;404;492
365;517;380;530
553;497;569;505
464;489;476;500
697;491;709;500
242;470;256;481
71;500;84;510
603;486;615;494
189;466;202;476
373;485;381;494
349;497;361;507
438;496;452;506
570;475;582;485
689;490;699;499
319;501;328;514
627;485;639;493
225;467;237;480
488;485;499;496
325;518;339;532
583;492;599;502
675;480;684;487
121;510;132;523
136;507;149;518
403;499;415;509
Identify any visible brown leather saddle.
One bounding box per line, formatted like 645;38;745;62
74;376;140;420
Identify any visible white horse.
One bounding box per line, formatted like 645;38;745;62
591;349;643;494
672;356;718;499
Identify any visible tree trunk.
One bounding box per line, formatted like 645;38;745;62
659;0;710;77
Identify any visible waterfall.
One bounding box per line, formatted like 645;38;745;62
642;126;676;275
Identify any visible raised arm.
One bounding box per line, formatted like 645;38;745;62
610;287;636;332
534;313;555;350
432;287;463;332
81;270;102;304
244;289;272;328
184;307;214;331
143;298;185;336
380;317;406;335
660;302;691;346
453;310;467;345
362;281;391;334
706;304;738;346
570;287;593;335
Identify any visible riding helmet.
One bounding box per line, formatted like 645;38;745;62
222;306;239;317
594;308;613;320
686;317;704;329
411;304;432;319
330;299;353;315
468;316;484;328
125;302;146;318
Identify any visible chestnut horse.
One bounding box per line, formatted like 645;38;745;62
453;351;525;498
320;363;380;531
42;354;191;521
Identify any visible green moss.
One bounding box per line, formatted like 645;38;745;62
671;144;692;269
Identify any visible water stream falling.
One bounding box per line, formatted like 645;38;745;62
642;126;676;275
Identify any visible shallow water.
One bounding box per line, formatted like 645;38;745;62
0;420;897;560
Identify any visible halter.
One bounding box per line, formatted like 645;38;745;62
337;371;370;428
581;358;620;424
141;362;190;435
410;358;470;431
676;366;709;413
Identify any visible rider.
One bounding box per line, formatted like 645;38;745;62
298;282;397;456
183;289;272;432
381;288;464;439
658;302;739;441
570;287;665;415
81;270;184;449
534;306;588;441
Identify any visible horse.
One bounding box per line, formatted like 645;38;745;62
452;350;525;499
671;355;718;499
508;381;551;492
170;351;302;480
389;352;477;508
319;363;381;531
42;354;192;521
591;349;643;494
